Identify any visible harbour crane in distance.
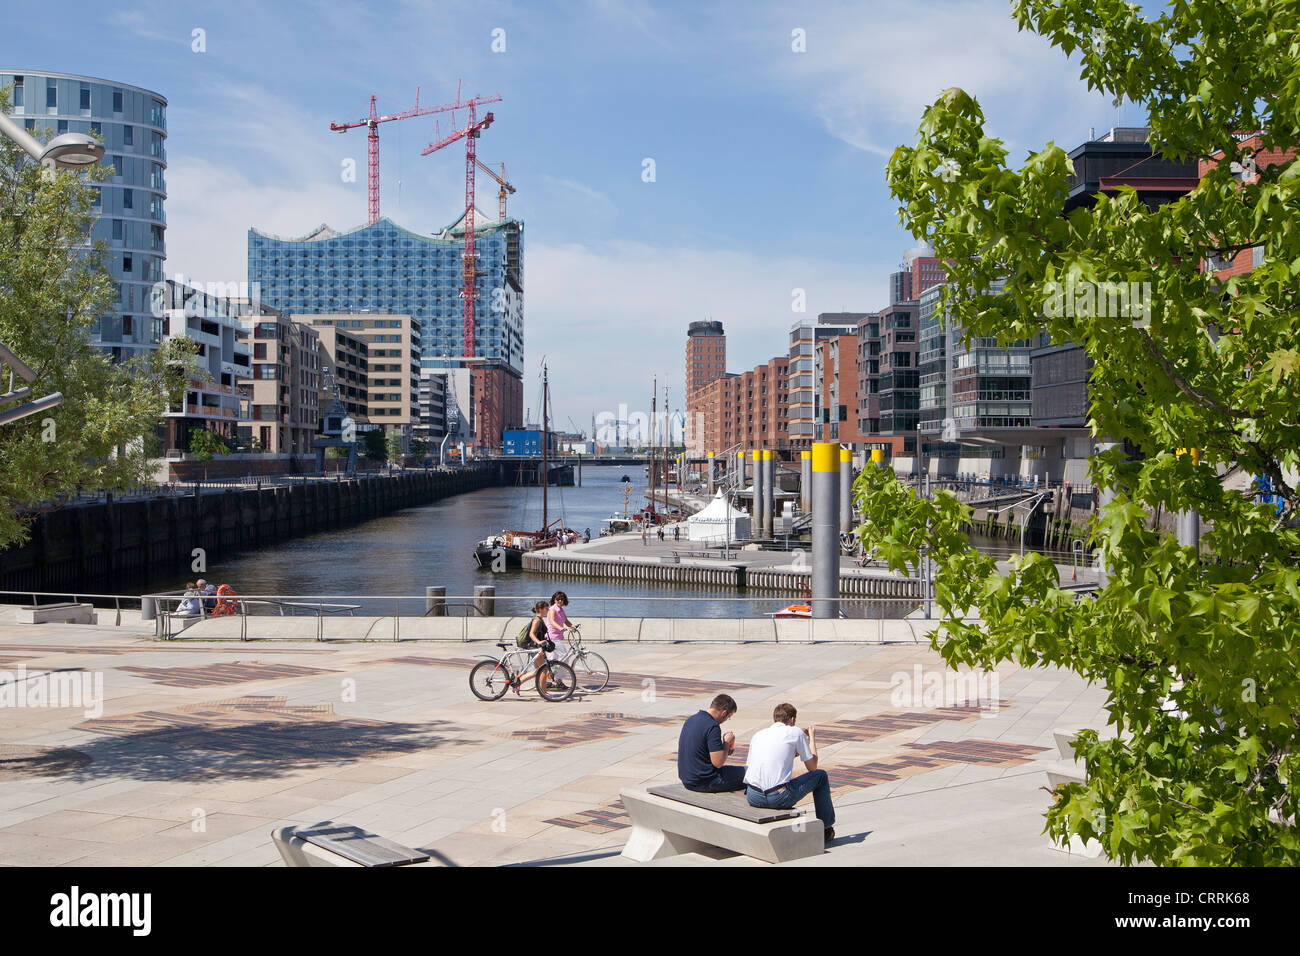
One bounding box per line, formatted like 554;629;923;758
474;159;516;220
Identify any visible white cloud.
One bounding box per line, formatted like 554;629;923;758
749;0;1114;159
527;239;892;426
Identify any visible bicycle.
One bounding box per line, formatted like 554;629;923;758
555;623;609;692
468;639;576;702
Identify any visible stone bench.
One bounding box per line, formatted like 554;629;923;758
619;784;823;864
16;602;98;625
272;822;433;868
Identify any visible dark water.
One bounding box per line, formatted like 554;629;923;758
150;466;809;618
146;466;1066;619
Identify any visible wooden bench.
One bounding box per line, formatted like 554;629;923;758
620;784;823;863
16;602;98;625
272;822;433;868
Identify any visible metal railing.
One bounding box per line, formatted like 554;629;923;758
136;591;984;644
0;590;138;626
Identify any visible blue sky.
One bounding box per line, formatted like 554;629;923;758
7;0;1153;428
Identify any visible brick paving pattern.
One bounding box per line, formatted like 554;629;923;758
504;712;682;750
118;661;339;687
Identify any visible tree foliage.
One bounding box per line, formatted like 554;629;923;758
859;0;1300;865
187;427;228;462
0;93;197;549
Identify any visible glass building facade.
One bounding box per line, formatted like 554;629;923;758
0;70;167;361
246;215;524;377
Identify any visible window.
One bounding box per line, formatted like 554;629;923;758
112;88;123;113
123;315;133;336
12;77;22;108
46;82;56;109
90;121;100;136
80;85;90;110
112;219;123;240
123;254;132;273
57;120;68;135
123;125;133;146
123;189;133;210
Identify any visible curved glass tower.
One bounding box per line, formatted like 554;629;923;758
0;70;167;361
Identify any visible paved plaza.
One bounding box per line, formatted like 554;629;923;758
0;609;1115;867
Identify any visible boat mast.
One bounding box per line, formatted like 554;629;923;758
542;363;549;531
649;377;657;514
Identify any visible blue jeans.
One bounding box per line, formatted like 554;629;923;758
685;765;747;793
746;770;835;829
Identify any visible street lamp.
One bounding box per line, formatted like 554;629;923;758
0;111;105;425
0;112;104;168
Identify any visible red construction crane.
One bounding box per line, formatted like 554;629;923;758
423;103;496;451
329;83;502;225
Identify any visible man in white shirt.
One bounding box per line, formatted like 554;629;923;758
743;702;836;843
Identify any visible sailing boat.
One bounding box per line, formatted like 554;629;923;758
472;363;577;568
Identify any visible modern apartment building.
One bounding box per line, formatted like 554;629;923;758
308;324;370;423
416;373;448;446
247;213;523;451
1031;127;1198;429
236;303;324;456
693;356;790;458
787;314;864;450
686;321;726;396
151;280;249;453
293;314;421;443
1;70;167;361
814;334;860;444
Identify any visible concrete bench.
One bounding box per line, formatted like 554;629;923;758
272;822;433;868
620;784;823;864
16;602;98;625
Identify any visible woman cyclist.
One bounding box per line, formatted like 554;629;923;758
547;591;577;661
513;600;556;695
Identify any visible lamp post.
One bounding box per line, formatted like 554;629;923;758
0;113;105;426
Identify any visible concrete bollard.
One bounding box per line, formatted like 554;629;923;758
141;596;156;622
425;586;446;617
762;449;775;540
840;447;853;534
474;585;496;617
800;450;811;514
812;442;840;619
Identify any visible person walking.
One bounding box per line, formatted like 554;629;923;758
677;694;745;792
743;702;836;843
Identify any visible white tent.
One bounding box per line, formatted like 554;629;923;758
687;491;751;543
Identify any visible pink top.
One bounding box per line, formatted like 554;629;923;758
546;603;569;641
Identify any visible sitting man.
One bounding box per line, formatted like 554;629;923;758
677;694;745;792
744;702;836;844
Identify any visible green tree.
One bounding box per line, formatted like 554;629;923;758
362;427;386;460
187;427;228;462
861;0;1300;865
0;93;196;549
385;430;403;464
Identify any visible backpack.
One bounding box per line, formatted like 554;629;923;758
516;621;534;648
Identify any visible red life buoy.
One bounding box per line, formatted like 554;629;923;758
212;583;238;616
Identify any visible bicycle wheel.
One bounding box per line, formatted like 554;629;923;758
536;661;576;702
572;651;610;692
469;659;511;701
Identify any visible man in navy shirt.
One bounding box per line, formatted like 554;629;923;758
677;694;746;792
